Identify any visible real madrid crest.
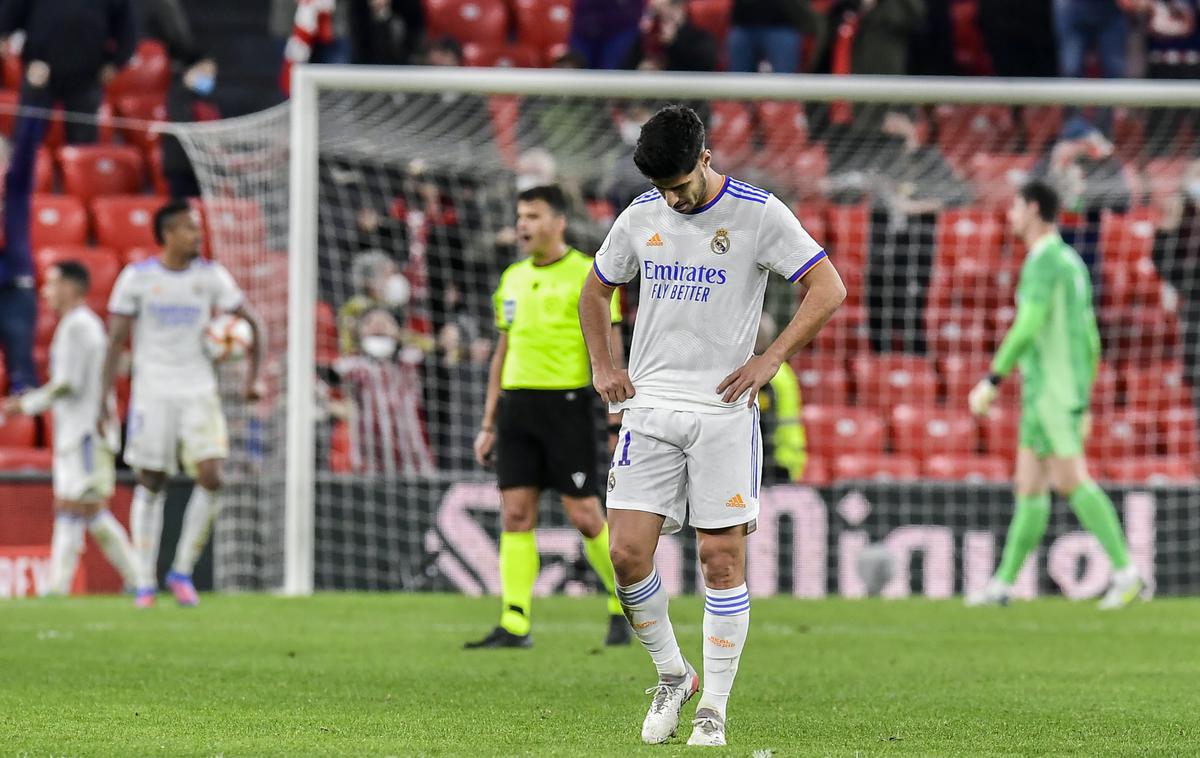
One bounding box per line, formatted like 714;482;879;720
607;471;616;493
710;227;731;255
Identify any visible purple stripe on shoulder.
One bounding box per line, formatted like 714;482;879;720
593;260;618;287
788;249;828;282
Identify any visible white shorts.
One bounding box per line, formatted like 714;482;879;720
124;389;228;476
606;406;761;534
53;435;116;503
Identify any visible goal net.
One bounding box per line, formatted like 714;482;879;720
168;68;1200;600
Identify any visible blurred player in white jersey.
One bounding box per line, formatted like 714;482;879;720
100;201;263;608
2;261;138;596
579;106;846;747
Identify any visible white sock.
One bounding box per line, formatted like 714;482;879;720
49;514;85;595
616;568;687;679
697;583;751;720
87;510;139;590
172;486;220;576
130;485;166;591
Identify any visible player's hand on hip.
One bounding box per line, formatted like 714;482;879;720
968;378;998;417
592;366;635;405
718;353;781;408
474;428;496;467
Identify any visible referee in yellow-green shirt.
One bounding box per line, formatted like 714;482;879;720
466;185;629;649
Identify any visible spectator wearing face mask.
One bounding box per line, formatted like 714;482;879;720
337;249;415;355
159;58;218;198
331;306;434;475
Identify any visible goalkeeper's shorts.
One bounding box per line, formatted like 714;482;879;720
1019;398;1086;459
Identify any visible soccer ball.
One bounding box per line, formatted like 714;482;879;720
203;314;253;362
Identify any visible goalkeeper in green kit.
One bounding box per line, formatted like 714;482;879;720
966;180;1143;609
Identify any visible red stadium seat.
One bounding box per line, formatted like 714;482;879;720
57;145;144;203
980;407;1020;457
939;354;1019;409
934;105;1017;171
803;405;886;457
833;453;921;482
1100;306;1181;364
0;447;54;471
935;207;1005;270
890;404;980;460
113;94;167;153
35;149;55;192
1099;208;1157;267
924;307;993;360
688;0;732;42
2;49;20;90
0;415;36;447
462;42;541;68
35;246;122;315
35;302;58;350
1086;410;1159;463
91;195;165;250
792;203;826;246
708;101;754;171
1101;255;1164;310
851;354;938;409
1091;361;1119;412
759;102;809;155
1124;362;1191;413
926;259;1020;311
488;94;521;168
825;203;869;266
792;354;849;407
800;455;830;486
424;0;509;46
1105;457;1198;484
965;153;1037;210
200;198;265;250
513;0;572;55
106;40;171;100
811;304;869;355
1160;405;1198;460
30;194;88;248
1021;105;1064;154
924;454;1010;482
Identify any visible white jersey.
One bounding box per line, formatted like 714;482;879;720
108;257;244;396
19;305;117;452
594;176;826;413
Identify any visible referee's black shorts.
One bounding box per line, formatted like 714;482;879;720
496;388;600;497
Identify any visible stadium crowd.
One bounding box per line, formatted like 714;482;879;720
0;0;1196;484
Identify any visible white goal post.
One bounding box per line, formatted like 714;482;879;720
266;67;1200;597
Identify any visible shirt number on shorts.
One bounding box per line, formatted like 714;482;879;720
616;432;632;467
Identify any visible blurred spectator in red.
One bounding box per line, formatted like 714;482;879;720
626;0;719;71
570;0;645;70
348;0;425;65
276;0;350;96
0;0;138;144
332;307;434;476
729;0;815;73
978;0;1058;77
827;0;927;76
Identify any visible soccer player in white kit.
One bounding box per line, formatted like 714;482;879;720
100;201;263;608
2;261;138;596
579;106;846;747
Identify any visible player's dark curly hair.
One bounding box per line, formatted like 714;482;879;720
1019;180;1060;222
517;185;569;216
633;105;706;181
52;260;91;293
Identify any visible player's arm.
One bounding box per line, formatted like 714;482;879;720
581;271;635;405
474;332;507;466
230;303;265;401
98;314;133;432
719;258;846;407
5;321;90;416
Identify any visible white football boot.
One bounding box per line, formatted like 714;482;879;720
640;661;699;744
965;578;1012;607
686;708;727;747
1099;567;1144;610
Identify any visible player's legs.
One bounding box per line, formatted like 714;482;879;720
70;441;138;592
690;525;750;746
165;458;223;607
46;499;86;596
996;447;1052;583
1046;454;1142;608
130;469;169;606
125;390;180;605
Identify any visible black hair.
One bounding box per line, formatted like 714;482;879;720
1019;180;1060;223
428;36;463;62
52;260;90;293
633;104;706;181
517;185;568;216
153;199;193;244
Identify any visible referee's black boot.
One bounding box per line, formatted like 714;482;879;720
464;626;532;649
605;614;633;646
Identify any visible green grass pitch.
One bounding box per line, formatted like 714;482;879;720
2;593;1197;756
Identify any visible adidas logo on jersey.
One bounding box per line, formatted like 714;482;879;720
726;494;747;509
645;232;663;246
